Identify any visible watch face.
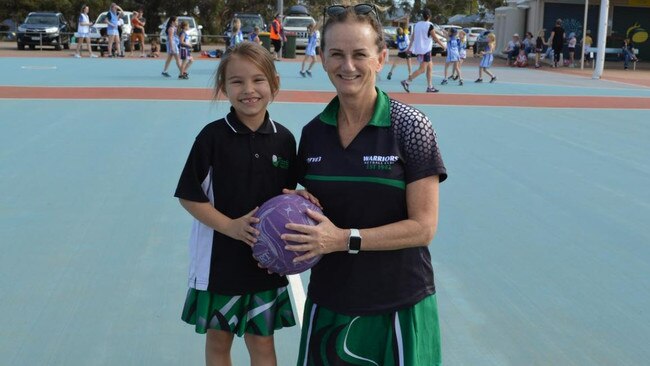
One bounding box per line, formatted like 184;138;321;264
349;236;361;251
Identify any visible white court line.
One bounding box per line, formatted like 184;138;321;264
288;274;306;328
20;66;58;70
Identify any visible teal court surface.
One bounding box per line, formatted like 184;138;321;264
1;55;649;365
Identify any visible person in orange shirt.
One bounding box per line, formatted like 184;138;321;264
130;10;146;57
270;13;285;61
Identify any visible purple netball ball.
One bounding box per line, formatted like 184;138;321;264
252;194;323;275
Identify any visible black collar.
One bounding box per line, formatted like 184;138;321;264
224;107;277;135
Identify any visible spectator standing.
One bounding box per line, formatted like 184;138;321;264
401;8;446;93
130;10;146;57
548;19;565;68
534;29;547;68
270;13;285;61
105;3;123;57
75;5;97;58
583;30;593;66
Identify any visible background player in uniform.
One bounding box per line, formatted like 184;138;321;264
178;21;193;79
74;5;97;58
441;27;463;86
161;16;182;77
450;29;467;81
174;42;298;366
401;8;446;93
476;32;497;83
299;21;318;77
283;4;448;365
386;26;411;80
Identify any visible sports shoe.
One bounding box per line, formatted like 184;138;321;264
400;80;410;93
73;54;81;58
387;71;392;80
458;79;463;86
162;72;171;77
426;87;439;93
451;74;458;81
300;71;306;77
475;78;483;83
90;54;98;58
489;76;497;83
440;79;448;85
306;70;312;77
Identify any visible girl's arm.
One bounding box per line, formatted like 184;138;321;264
283;175;440;261
179;199;260;246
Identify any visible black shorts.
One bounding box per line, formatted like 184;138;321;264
397;51;409;59
271;39;282;53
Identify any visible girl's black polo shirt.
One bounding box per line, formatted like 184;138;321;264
297;90;447;316
175;108;297;295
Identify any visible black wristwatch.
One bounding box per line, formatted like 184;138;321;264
348;229;361;254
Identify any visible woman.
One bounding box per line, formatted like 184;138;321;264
129;10;146;57
75;5;97;58
283;3;447;365
105;3;123;57
548;18;565;68
161;16;182;77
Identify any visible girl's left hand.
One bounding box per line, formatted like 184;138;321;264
282;209;346;262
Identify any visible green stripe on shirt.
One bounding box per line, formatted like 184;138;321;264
304;174;406;190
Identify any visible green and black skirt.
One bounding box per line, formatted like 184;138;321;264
181;286;296;336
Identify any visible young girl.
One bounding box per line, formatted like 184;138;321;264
441;28;463;86
386;27;411;80
249;26;262;45
450;30;467;81
300;22;318;77
75;5;96;58
161;16;182;77
514;48;528;67
175;42;298;365
178;21;193;79
229;18;244;48
534;29;546;68
149;38;160;58
476;33;497;83
567;32;577;67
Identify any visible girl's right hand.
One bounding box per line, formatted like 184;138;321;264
225;207;260;246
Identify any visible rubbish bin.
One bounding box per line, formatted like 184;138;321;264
282;32;297;59
259;32;271;51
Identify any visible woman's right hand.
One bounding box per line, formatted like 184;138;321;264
224;207;260;246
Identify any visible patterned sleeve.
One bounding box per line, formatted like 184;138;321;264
390;101;447;184
174;127;214;202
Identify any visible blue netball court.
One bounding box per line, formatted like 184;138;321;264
1;55;649;365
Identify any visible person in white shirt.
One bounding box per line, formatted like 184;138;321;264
400;9;446;93
75;5;97;58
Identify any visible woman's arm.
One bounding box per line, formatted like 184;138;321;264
283;175;440;262
179;199;260;246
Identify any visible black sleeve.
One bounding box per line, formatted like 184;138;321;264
174;127;214;202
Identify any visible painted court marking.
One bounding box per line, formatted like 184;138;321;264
20;65;57;70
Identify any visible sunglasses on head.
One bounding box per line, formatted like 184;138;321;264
324;3;380;21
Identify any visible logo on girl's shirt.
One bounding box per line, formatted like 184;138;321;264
272;154;289;169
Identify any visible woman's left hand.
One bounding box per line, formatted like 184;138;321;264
282;209;346;262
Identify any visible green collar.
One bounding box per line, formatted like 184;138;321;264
319;88;391;127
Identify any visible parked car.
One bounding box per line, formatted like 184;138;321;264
440;24;462;37
88;11;133;51
282;7;315;49
16;12;70;50
383;26;398;49
224;13;266;47
464;26;487;53
159;16;202;52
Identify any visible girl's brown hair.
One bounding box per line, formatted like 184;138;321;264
213;42;280;100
